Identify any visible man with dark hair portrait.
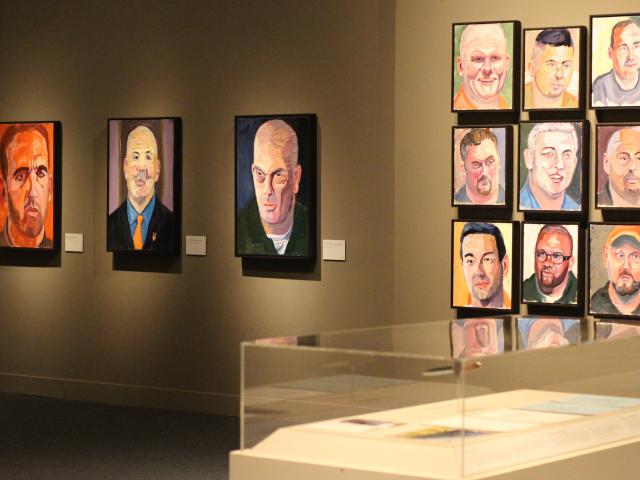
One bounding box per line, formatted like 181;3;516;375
108;123;175;251
459;222;510;309
523;225;577;304
455;128;504;205
593;18;640;106
525;28;578;109
0;123;53;248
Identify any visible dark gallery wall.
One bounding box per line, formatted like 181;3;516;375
0;0;395;414
394;0;640;324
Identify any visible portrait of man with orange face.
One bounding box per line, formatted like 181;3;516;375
235;114;316;259
107;118;179;253
452;22;516;111
0;122;56;249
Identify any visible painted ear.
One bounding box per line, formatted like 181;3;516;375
524;149;534;170
292;164;302;194
502;254;510;277
0;178;6;206
602;153;611;175
457;56;463;75
155;158;161;182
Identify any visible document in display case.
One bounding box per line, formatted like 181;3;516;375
230;318;640;480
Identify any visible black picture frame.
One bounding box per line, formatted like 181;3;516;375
106;117;182;254
451;20;520;113
522;26;586;113
0;121;61;252
520;221;583;307
589;13;640;110
595;123;640;210
517;120;588;215
451;219;519;313
588;222;640;319
451;125;513;209
235;114;317;260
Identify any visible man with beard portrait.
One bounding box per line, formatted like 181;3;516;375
523;225;577;304
591;226;640;316
454;128;504;205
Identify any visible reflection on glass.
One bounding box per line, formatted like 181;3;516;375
595;321;640;341
517;317;581;350
451;318;504;358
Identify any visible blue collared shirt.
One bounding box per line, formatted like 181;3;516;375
127;196;156;245
520;177;579;211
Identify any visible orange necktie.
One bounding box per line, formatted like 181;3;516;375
133;214;144;250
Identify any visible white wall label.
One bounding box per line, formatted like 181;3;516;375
323;239;346;261
65;233;84;253
186;235;207;256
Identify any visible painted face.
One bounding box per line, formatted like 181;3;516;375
528;319;569;349
462;319;499;357
252;139;300;226
461;233;505;302
458;25;510;103
527;130;577;196
123;126;160;206
605;238;640;296
462;139;500;197
609;23;640;82
4;130;51;239
534;231;573;295
531;45;574;97
604;129;640;198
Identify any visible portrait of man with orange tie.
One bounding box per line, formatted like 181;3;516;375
107;118;179;253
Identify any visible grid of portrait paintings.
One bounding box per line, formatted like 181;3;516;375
450;13;640;322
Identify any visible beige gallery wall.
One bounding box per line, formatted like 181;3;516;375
0;0;395;414
394;0;640;324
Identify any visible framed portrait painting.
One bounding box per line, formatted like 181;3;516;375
596;124;640;209
516;317;581;350
589;223;640;319
451;21;520;112
590;14;640;108
0;121;60;251
521;222;581;306
450;317;505;359
107;117;181;253
451;220;517;312
517;121;587;214
594;320;640;340
451;125;512;208
235;114;316;260
522;26;585;111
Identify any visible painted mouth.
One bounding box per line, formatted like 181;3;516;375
549;174;564;183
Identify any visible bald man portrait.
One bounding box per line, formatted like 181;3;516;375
453;22;513;110
235;115;315;258
108;119;177;252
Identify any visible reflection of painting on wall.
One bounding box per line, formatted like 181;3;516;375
518;121;584;212
0;122;57;250
235;114;316;259
590;14;640;108
107;117;180;253
451;21;517;111
516;317;581;350
522;222;579;306
595;320;640;340
590;223;640;319
596;124;640;209
452;126;511;207
451;317;504;358
523;27;582;110
451;220;515;311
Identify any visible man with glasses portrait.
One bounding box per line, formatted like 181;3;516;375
236;119;307;256
523;225;577;304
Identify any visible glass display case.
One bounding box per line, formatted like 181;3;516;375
230;317;640;480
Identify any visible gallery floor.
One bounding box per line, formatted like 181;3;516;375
1;391;238;480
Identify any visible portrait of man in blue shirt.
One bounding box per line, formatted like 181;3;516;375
520;122;581;212
108;123;176;252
